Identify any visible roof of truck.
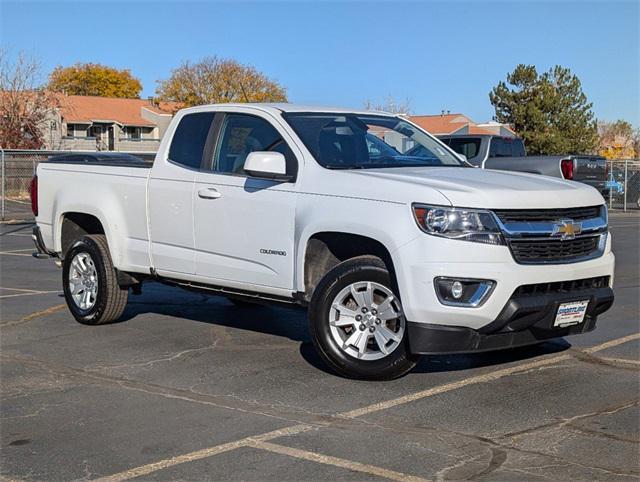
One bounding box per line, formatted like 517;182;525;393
179;103;397;116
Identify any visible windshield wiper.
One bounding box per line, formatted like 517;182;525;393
324;165;365;170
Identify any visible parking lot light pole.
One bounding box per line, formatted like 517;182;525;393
1;147;5;221
623;160;628;212
608;161;613;209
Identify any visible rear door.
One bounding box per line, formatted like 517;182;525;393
192;111;299;291
148;111;216;275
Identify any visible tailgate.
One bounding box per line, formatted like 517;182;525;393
573;156;607;182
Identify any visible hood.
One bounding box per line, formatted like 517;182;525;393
347;166;605;209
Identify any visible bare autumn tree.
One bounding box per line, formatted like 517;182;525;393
364;95;412;115
156;56;287;106
0;50;58;149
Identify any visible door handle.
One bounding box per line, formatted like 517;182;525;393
198;187;222;199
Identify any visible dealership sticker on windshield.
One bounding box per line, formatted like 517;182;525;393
554;300;590;327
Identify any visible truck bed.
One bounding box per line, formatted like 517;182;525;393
36;153;151;273
485;154;607;194
44;152;153;168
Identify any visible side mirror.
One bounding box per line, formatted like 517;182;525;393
243;151;291;181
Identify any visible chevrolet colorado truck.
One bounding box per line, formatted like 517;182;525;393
424;134;608;195
31;104;615;380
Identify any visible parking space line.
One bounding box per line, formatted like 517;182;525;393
0;286;45;293
93;425;314;482
93;332;640;481
599;357;640;366
249;440;429;482
1;304;67;328
342;332;640;418
0;290;61;299
0;251;33;257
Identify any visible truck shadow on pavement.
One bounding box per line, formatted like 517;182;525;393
117;281;572;378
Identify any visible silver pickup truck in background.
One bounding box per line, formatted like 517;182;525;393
432;134;608;196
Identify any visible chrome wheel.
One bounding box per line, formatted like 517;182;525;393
68;252;98;310
329;281;405;360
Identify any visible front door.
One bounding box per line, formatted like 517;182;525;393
193;112;298;291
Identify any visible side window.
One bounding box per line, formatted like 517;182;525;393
168;112;215;169
214;114;297;177
448;138;481;159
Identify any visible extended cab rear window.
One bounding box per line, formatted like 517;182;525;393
489;137;526;158
168;112;215;169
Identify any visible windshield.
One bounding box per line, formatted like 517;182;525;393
283;113;464;169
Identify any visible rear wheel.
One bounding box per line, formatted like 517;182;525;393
309;256;419;380
62;235;128;325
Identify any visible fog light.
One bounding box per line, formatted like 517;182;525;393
434;277;495;307
451;281;463;299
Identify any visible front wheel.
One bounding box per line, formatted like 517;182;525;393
308;256;419;380
62;235;129;325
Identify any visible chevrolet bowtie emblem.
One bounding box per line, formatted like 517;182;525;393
552;219;582;240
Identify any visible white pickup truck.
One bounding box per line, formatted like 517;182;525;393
32;103;615;380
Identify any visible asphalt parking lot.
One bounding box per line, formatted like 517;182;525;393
1;213;639;481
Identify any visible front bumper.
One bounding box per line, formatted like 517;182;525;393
407;284;614;354
393;232;615;331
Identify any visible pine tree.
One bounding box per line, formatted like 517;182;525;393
489;64;598;154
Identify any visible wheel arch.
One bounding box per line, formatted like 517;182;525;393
56;210;114;260
299;230;398;302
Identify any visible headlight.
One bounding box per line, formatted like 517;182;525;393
412;204;505;245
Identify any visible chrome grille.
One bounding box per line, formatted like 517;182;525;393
508;236;600;264
491;205;607;265
494;206;601;223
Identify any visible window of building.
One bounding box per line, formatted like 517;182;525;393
124;126;141;140
66;124;75;137
89;125;103;139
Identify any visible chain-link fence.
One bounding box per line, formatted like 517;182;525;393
0;149;155;222
1;150;639;222
605;160;640;212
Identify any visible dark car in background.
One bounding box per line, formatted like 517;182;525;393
432;134;608;196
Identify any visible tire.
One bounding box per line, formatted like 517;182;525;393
308;256;419;380
62;234;128;325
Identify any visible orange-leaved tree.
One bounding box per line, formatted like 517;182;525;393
48;63;142;98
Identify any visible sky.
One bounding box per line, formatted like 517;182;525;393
1;0;638;125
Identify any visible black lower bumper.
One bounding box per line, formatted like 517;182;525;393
407;286;614;355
